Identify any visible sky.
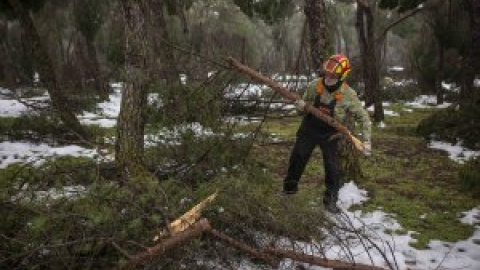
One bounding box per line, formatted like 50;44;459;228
1;83;479;270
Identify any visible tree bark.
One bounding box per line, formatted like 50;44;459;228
265;248;388;270
304;0;329;72
460;0;480;106
356;0;384;122
118;219;211;270
0;16;16;87
147;0;181;86
435;41;444;105
85;36;109;100
115;0;149;176
7;0;88;139
208;229;280;268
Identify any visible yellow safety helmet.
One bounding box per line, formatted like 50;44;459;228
323;54;351;81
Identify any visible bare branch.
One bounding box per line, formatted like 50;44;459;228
208;228;280;268
265;247;388;270
376;6;425;44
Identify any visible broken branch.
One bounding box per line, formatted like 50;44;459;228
265;248;388;270
118;218;211;270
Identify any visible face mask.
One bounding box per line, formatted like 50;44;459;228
324;77;339;86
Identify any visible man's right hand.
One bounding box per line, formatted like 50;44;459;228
363;140;372;156
294;99;306;112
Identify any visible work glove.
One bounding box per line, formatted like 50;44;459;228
363;140;372;156
294;99;306;112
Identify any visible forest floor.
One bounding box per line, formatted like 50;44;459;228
1;86;480;269
256;107;480;249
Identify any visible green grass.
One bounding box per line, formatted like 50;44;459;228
254;106;480;249
1;105;479;252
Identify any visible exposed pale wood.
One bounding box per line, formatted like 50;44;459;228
154;191;218;241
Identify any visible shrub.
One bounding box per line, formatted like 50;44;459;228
0;114;109;143
417;105;480;149
459;157;480;196
382;82;421;103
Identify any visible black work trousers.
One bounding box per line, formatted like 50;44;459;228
283;132;341;201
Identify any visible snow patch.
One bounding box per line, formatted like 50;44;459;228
282;182;480;270
406;95;451;109
428;140;480;163
0;141;106;169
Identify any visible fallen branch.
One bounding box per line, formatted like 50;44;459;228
265;248;388;270
118;218;211;270
208;228;280;268
154;191;218;241
227;57;365;152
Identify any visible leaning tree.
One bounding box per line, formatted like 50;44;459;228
3;0;89;139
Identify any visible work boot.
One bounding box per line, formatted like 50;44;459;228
324;200;341;214
282;181;298;195
323;193;341;214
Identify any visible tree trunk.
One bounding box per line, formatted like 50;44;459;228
19;25;34;85
7;0;88;140
85;36;109;99
460;0;480;106
147;0;181;86
0;17;16;87
356;0;384;122
435;41;444;105
304;0;328;72
115;0;149;176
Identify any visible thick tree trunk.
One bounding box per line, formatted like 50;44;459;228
7;0;88;140
115;0;149;176
304;0;328;72
356;0;384;122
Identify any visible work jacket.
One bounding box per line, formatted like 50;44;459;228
299;78;371;142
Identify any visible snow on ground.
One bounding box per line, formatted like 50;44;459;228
78;85;123;127
366;103;399;117
0;141;106;169
428;140;480;164
442;81;460;92
406;95;452;109
0;88;49;117
387;66;405;73
1;84;480;269
272;182;480;270
12;185;87;202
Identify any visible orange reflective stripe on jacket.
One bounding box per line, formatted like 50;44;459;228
316;79;345;102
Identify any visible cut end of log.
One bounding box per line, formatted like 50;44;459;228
154;191;219;241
